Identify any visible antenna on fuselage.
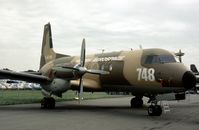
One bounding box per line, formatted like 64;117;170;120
98;49;105;54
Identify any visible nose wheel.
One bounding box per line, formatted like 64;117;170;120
147;97;162;116
148;105;162;116
41;97;55;109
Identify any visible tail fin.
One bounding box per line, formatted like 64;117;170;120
40;23;56;69
190;64;199;75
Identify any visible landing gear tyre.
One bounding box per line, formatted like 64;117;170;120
148;105;162;116
130;98;143;108
41;97;55;109
41;97;47;109
48;98;55;109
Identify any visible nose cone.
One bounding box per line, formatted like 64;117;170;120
182;71;196;90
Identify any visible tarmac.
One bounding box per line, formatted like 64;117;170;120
0;95;199;130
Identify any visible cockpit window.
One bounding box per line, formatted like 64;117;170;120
145;55;176;64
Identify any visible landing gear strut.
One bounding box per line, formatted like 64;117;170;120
41;97;55;109
130;97;143;108
147;97;162;116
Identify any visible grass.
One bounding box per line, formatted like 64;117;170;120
0;90;119;105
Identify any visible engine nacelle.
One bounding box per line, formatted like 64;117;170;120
49;78;71;95
51;67;76;79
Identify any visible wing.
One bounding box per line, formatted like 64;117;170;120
0;69;50;84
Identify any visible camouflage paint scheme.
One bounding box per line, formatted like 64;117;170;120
0;23;195;99
39;23;192;97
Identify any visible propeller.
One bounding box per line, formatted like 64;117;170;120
57;38;109;103
175;49;184;63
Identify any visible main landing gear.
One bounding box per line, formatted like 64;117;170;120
41;97;55;109
130;97;143;108
130;96;163;116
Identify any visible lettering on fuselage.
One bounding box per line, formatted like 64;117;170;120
137;68;155;81
93;56;125;62
75;56;125;65
84;56;125;72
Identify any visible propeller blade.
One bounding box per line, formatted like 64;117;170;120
57;66;80;72
80;39;86;67
78;78;84;104
86;69;110;75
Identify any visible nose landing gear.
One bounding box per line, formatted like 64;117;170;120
130;96;163;116
147;97;162;116
148;105;162;116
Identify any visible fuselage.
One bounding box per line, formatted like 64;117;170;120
40;48;196;96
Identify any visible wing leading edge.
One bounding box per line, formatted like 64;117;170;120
0;69;50;84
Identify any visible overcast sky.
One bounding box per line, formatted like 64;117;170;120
0;0;199;71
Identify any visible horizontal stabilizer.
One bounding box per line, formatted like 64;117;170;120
190;64;199;75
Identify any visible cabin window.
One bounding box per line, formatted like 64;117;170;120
145;55;176;64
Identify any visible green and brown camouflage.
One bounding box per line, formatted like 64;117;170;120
0;23;197;115
39;23;196;97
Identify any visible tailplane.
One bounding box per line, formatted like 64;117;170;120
190;64;199;75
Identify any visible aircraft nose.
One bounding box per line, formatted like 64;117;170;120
182;71;196;90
